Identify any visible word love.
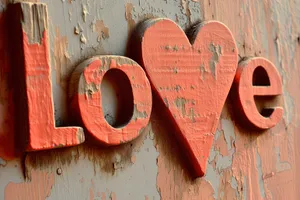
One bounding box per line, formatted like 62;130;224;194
10;3;283;178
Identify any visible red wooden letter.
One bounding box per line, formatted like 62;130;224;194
234;57;283;129
11;3;84;151
137;19;238;177
69;56;152;145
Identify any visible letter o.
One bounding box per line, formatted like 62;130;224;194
69;56;152;145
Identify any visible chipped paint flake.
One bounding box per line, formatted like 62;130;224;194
82;4;88;22
4;170;55;199
80;33;87;44
93;20;109;41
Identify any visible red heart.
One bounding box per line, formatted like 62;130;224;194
139;19;238;177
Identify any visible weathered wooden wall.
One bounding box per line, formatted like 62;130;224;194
0;0;299;199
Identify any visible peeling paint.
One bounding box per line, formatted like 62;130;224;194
256;150;266;198
82;4;88;22
54;27;72;89
205;119;236;199
0;0;299;199
275;147;291;172
125;3;135;32
208;43;222;79
80;33;87;44
4;170;55;200
93;20;109;41
133;104;148;121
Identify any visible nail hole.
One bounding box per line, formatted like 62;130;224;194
56;168;62;175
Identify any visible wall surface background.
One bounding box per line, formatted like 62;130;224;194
0;0;299;199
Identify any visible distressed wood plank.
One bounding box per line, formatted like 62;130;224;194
10;2;84;151
137;18;238;177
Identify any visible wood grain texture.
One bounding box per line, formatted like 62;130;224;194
0;0;299;199
69;56;152;145
11;3;84;151
138;18;238;177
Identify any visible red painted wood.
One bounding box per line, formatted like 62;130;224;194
234;57;283;129
138;19;238;177
69;56;152;145
13;3;85;151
